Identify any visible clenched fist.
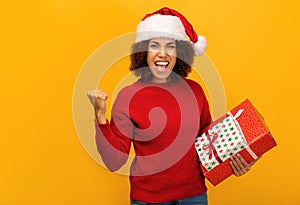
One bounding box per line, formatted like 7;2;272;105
87;89;109;124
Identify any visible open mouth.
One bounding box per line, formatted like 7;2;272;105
155;61;169;72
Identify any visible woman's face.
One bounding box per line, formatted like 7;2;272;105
147;37;177;83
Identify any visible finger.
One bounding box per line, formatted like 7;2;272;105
95;94;108;100
234;154;250;174
87;89;94;99
230;160;241;176
230;155;244;176
87;89;97;106
95;89;108;100
231;154;250;176
236;154;251;171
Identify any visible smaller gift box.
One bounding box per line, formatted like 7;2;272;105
195;99;277;186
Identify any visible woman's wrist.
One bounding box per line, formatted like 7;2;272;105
95;113;107;124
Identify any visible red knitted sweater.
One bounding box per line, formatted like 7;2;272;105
95;78;211;203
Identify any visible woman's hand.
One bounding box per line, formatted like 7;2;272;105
87;89;108;124
230;154;260;177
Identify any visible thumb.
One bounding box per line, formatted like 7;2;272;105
87;89;97;106
94;89;108;114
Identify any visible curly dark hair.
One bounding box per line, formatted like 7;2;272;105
129;40;194;81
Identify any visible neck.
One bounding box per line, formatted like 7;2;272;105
151;77;171;84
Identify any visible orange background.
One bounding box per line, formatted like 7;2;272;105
1;0;300;204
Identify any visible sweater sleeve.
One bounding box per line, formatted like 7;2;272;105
94;89;134;172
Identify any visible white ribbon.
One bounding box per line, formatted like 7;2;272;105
227;109;258;160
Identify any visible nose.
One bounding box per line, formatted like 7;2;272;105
157;47;167;57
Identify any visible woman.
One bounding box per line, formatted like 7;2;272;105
88;7;255;205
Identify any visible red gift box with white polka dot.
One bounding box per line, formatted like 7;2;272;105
195;99;277;186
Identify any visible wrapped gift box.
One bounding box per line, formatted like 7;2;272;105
195;99;277;186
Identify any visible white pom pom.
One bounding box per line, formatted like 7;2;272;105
194;35;207;56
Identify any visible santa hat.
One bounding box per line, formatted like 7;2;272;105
135;7;207;56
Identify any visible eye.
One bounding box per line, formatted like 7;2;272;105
149;44;158;49
166;45;175;49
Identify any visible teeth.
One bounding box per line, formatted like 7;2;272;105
155;62;168;66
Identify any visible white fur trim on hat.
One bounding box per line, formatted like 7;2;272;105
135;14;186;42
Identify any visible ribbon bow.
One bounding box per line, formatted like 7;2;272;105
203;132;219;160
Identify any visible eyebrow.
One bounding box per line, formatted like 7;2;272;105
149;40;176;45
